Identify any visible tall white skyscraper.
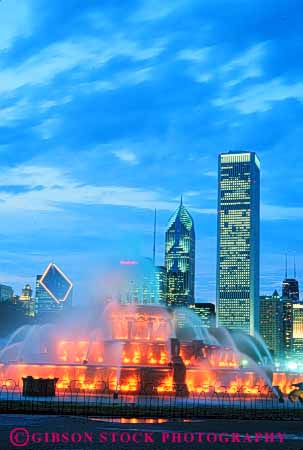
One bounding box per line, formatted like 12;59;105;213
217;151;260;335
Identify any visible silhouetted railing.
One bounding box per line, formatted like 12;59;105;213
0;379;303;420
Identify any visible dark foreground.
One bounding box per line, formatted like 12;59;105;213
0;415;303;450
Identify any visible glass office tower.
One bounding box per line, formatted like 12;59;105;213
282;297;294;360
260;290;283;361
282;255;300;301
118;258;162;305
292;304;303;358
155;265;167;304
165;198;195;307
0;284;14;303
282;279;299;302
217;151;260;335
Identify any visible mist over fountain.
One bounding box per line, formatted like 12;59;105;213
1;300;298;397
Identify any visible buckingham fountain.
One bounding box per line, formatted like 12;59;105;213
0;302;301;397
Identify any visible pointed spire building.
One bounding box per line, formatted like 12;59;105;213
165;198;195;306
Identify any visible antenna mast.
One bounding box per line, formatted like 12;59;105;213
152;209;157;265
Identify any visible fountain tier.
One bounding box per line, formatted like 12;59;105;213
0;304;276;395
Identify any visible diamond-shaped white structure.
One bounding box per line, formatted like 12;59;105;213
39;262;73;304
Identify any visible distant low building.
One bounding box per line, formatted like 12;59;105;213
19;284;33;302
0;284;14;303
0;284;33;337
0;301;31;338
18;283;35;317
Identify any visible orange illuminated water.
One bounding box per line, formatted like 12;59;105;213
0;304;299;396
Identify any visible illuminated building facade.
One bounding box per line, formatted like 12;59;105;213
0;284;14;303
292;303;303;358
282;297;294;360
19;284;32;302
35;262;73;318
281;259;300;360
19;283;35;317
282;279;299;302
259;290;283;360
165;198;195;307
282;256;299;301
190;302;216;327
217;151;260;335
155;265;167;304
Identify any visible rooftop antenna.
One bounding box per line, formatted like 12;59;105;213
180;194;183;206
294;255;297;279
152;209;157;266
285;253;288;279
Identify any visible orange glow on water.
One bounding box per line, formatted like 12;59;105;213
119;377;138;392
156;376;174;393
272;372;303;394
0;361;300;396
0;305;300;397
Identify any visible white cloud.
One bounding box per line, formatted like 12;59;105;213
221;42;267;87
0;164;173;212
1;167;301;220
34;117;61;140
211;41;302;114
178;47;212;62
39;96;72;110
214;77;303;114
79;67;153;94
0;164;217;216
0;99;31;125
195;72;213;83
0;95;72;126
112;149;139;165
177;42;266;87
0;35;166;95
204;170;217;177
0;0;34;51
177;46;214;84
0;34;159;125
183;190;201;197
124;67;153;84
0;272;31;285
132;0;184;22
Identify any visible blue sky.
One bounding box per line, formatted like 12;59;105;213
0;0;302;303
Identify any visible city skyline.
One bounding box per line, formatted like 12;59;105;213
2;173;301;308
0;164;302;305
0;1;302;303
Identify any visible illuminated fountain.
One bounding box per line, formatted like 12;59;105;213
0;302;295;396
